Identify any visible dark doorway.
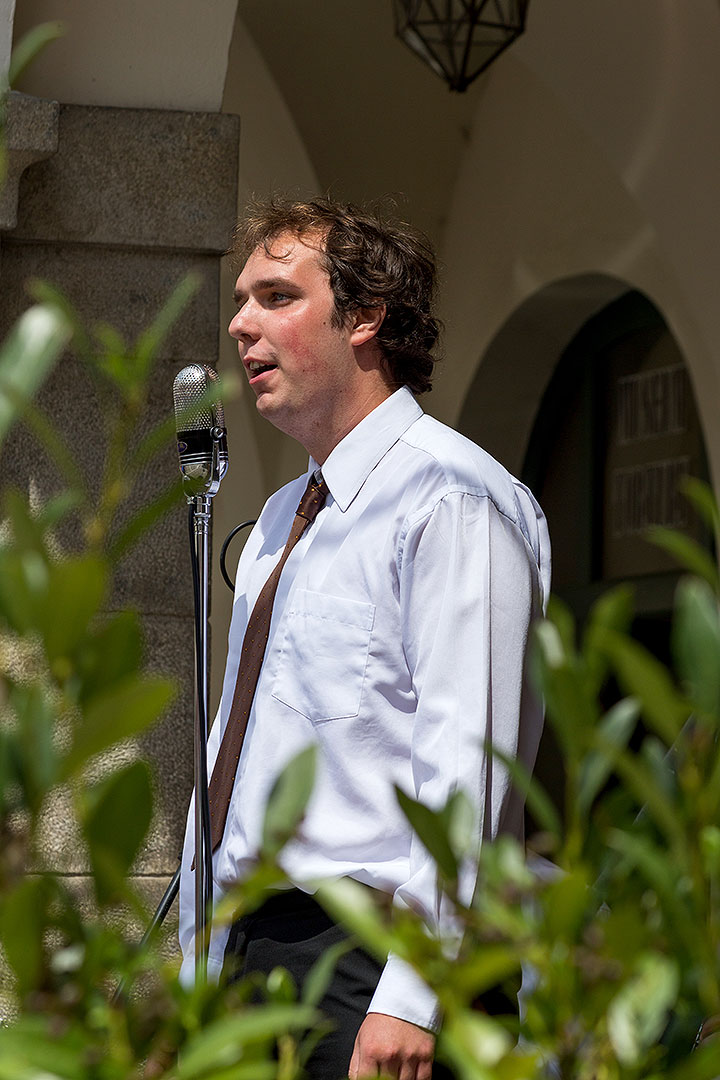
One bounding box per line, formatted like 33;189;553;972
522;290;711;822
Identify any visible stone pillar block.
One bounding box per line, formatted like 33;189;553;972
1;102;240;892
0;91;59;230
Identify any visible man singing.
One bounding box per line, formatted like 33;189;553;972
179;198;550;1079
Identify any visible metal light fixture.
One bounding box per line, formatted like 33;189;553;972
393;0;530;92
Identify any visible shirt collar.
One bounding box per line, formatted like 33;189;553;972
309;386;423;512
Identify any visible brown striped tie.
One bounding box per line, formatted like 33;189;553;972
207;473;329;852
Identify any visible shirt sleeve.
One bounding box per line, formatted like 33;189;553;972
367;490;545;1029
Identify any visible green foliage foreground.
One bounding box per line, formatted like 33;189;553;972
1;296;720;1079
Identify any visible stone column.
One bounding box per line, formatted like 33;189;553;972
0;102;240;933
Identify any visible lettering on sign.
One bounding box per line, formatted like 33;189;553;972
602;328;705;580
610;457;689;539
615;364;687;444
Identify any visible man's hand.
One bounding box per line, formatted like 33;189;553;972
349;1013;435;1080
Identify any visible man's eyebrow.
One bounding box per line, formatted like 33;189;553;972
233;277;297;303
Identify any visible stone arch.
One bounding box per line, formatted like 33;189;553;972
456;273;630;477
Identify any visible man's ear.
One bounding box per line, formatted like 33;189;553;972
350;304;386;346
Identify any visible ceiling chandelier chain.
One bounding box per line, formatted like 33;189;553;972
393;0;530;92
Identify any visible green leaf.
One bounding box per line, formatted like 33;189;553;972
3;487;47;554
314;878;397;963
647;527;720;594
543;866;591;943
83;760;153;905
63;674;175;775
578;697;639;816
639;734;678;805
12;682;58;815
487;742;562;842
28;279;94;367
36;490;83;533
0;877;50;995
607;953;679;1065
532;618;600;757
108;478;185;562
133;273;202;380
586;584;635;637
265;965;297;1004
682;477;720;540
8;22;65;87
596;628;689;745
0;1015;87;1080
177;1066;275;1080
450;944;522;998
672;577;720;717
545;596;577;655
584;585;635;692
0;548;49;634
261;745;316;858
177;1004;319;1080
301;936;355;1008
606;829;695;950
77;609;144;704
700;825;720;878
8;395;90;499
440;1008;512;1072
674;1038;720;1080
129;413;179;471
395;787;458;880
0;305;70;447
42;555;108;663
446;789;476;860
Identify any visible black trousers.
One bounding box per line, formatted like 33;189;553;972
223;889;454;1080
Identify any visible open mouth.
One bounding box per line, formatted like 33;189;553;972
248;361;277;378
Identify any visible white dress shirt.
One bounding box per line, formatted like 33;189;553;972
179;386;551;1031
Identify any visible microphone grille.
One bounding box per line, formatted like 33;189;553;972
173;364;223;432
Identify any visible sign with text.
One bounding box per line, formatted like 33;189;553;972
602;329;705;579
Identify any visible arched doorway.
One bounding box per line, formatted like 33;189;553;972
522;288;711;812
524;288;710;651
458;279;712;819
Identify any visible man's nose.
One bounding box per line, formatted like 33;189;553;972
229;301;259;340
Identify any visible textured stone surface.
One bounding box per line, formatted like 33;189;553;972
140;612;196;873
12;105;240;252
1;240;221;362
0;351;196;617
32;613;195;877
5;92;59;155
0;92;59;229
0;98;238;926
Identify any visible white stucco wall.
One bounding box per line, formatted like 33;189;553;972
12;0;237;109
436;0;720;487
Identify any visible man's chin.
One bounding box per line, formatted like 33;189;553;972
254;394;294;436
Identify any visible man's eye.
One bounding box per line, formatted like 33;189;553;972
270;292;291;303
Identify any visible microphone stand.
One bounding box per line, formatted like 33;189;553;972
183;417;229;980
109;365;230;1004
189;490;214;978
112;418;225;1004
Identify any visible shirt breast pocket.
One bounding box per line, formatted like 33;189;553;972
271;589;375;722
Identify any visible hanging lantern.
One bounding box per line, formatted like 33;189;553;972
393;0;530;92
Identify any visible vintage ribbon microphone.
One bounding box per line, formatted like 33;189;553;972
173;363;228;977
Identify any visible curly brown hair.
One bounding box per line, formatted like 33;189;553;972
231;197;440;395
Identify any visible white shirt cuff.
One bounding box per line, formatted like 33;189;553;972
367;952;442;1032
179;949;225;988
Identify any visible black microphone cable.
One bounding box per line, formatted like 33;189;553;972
219;519;257;592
